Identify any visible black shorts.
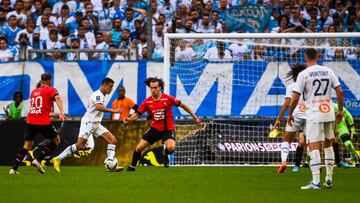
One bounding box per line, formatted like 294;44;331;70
142;127;175;145
24;124;58;141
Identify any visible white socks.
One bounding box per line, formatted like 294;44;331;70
281;142;290;163
58;142;116;161
58;144;78;161
310;150;321;185
324;146;335;182
107;144;116;158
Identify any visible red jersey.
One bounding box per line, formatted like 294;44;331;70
27;85;58;125
138;94;181;131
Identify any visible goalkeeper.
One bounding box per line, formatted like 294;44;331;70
333;104;358;167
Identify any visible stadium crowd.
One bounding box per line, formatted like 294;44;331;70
0;0;359;61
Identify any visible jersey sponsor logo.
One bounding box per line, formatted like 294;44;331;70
299;103;306;112
220;142;298;152
29;95;43;114
153;109;165;120
311;98;331;104
319;103;331;113
96;96;100;101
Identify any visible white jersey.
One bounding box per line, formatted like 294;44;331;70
82;89;106;122
286;83;306;119
294;65;340;122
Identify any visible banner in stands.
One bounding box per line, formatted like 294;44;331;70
0;61;359;117
225;4;272;33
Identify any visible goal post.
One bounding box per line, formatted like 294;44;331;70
163;32;360;166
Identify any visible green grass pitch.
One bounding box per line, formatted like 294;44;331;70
0;166;359;202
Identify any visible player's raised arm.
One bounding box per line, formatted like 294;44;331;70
179;102;201;126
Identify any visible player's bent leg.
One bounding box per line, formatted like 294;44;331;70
101;131;117;158
323;138;334;188
32;139;59;174
305;141;322;188
76;135;95;157
21;141;46;174
52;137;87;173
163;139;176;168
9;140;34;175
333;141;351;169
164;139;176;154
341;134;359;163
100;131;124;172
278;131;296;174
35;136;60;163
293;133;305;172
127;139;151;172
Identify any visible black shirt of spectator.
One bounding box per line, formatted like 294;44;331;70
130;19;142;41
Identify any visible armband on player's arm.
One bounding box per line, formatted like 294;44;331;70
132;104;139;112
125;112;140;122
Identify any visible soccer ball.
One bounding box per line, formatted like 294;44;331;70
104;157;118;171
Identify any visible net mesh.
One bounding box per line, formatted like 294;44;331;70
174;121;360;166
166;34;360;166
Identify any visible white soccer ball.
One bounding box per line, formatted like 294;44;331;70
104;157;118;171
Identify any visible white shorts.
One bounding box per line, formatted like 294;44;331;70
78;120;109;139
306;121;334;143
285;117;306;133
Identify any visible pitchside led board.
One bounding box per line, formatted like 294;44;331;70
0;60;359;117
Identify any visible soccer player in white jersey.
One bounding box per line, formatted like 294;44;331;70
51;78;124;172
288;48;344;189
275;63;307;174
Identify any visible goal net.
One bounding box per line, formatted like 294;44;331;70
164;33;360;166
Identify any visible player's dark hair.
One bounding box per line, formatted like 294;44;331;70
13;91;23;101
305;48;318;60
287;63;307;82
101;77;114;85
41;72;52;81
145;77;164;89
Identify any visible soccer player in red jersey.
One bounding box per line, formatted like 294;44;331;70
9;73;66;175
124;77;201;171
